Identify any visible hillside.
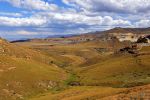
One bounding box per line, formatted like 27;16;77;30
101;84;150;100
23;39;150;100
10;34;150;100
0;38;67;100
11;27;150;46
2;27;150;100
1;0;150;99
104;27;150;34
29;84;150;100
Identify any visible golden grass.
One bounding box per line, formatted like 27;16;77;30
29;86;125;100
3;39;150;100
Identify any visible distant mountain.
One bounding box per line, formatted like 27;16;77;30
103;27;150;34
10;27;150;43
10;39;30;43
47;34;78;38
59;27;150;39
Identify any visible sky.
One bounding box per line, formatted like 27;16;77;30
0;0;150;40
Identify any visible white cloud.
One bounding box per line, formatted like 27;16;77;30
16;30;38;35
0;16;47;26
38;11;131;26
63;0;150;14
0;0;150;39
1;0;58;11
0;12;22;17
50;13;103;25
0;11;132;32
135;20;150;27
102;16;131;26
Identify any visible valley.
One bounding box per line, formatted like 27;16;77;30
1;0;150;99
1;28;150;100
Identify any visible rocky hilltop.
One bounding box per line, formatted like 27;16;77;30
103;27;150;34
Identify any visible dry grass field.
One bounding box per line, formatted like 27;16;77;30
1;36;150;100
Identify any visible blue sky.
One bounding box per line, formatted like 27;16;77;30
0;0;150;40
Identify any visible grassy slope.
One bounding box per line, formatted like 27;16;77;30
0;41;68;100
29;86;125;100
11;40;150;100
101;84;150;100
20;41;103;68
1;41;56;65
28;46;150;100
78;54;150;87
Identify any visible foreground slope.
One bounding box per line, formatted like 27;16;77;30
30;86;125;100
30;84;150;100
0;38;67;100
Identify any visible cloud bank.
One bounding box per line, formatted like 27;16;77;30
0;0;149;39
